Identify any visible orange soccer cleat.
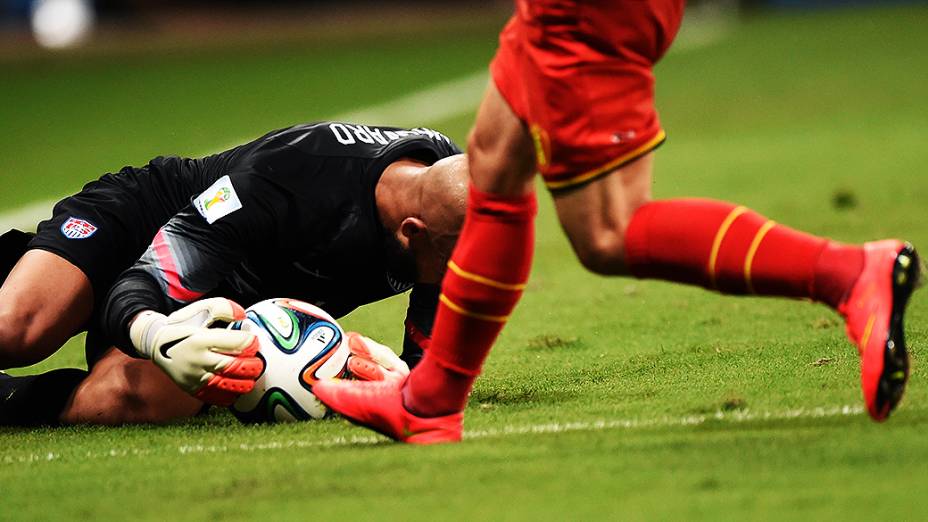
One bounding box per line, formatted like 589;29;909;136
313;376;463;444
838;240;921;421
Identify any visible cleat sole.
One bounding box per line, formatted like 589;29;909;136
876;243;920;418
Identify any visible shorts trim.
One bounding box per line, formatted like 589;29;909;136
545;130;667;191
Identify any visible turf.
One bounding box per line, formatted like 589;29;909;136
2;4;928;520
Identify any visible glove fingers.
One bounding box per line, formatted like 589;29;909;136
195;375;256;406
346;332;367;354
169;298;247;328
210;298;247;324
346;355;386;382
198;297;247;325
346;332;410;375
218;355;265;379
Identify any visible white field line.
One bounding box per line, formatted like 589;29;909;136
0;15;731;232
0;404;873;465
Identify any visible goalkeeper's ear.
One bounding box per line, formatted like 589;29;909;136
399;217;426;244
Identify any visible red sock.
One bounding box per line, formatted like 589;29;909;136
404;186;537;417
624;198;863;307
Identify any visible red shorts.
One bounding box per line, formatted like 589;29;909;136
491;0;684;191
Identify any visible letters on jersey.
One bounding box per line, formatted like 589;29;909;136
193;175;243;224
327;123;454;147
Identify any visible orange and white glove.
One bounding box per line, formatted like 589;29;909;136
344;332;410;382
129;298;265;406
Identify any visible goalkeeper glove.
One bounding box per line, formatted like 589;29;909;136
344;332;410;382
129;298;265;406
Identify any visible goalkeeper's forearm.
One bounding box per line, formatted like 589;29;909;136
101;270;172;358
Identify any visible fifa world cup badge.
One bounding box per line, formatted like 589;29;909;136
194;175;243;224
60;217;98;239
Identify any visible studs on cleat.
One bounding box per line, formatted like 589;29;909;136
896;255;912;285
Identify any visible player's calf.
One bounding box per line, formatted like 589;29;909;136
63;366;151;425
551;153;654;276
62;349;204;425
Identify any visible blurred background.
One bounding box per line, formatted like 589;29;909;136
0;0;925;232
1;0;923;51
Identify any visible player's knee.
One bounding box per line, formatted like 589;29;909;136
101;379;148;421
573;232;629;276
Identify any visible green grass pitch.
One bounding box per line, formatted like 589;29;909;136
2;5;927;520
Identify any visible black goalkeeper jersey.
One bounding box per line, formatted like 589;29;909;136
101;122;461;362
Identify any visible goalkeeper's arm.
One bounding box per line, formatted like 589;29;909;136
102;270;263;406
101;172;284;403
400;284;439;368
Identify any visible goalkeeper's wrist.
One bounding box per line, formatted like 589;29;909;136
128;310;167;359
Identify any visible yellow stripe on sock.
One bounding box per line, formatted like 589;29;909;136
744;220;777;294
708;206;747;289
439;294;509;323
447;260;527;291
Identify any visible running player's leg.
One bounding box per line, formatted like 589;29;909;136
402;82;538;417
551;154;653;275
396;0;673;418
552;163;865;308
552;155;918;420
61;347;204;425
312;1;666;439
0;250;94;369
311;80;539;443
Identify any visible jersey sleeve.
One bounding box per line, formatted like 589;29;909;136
102;171;290;354
400;284;439;368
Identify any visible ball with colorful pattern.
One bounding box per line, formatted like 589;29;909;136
228;298;348;422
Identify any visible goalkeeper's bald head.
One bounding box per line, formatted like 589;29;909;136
377;154;469;285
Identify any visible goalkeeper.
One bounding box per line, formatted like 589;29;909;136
0;122;467;426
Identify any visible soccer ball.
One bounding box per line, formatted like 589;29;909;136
228;298;349;423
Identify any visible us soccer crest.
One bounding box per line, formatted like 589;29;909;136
60;217;98;239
